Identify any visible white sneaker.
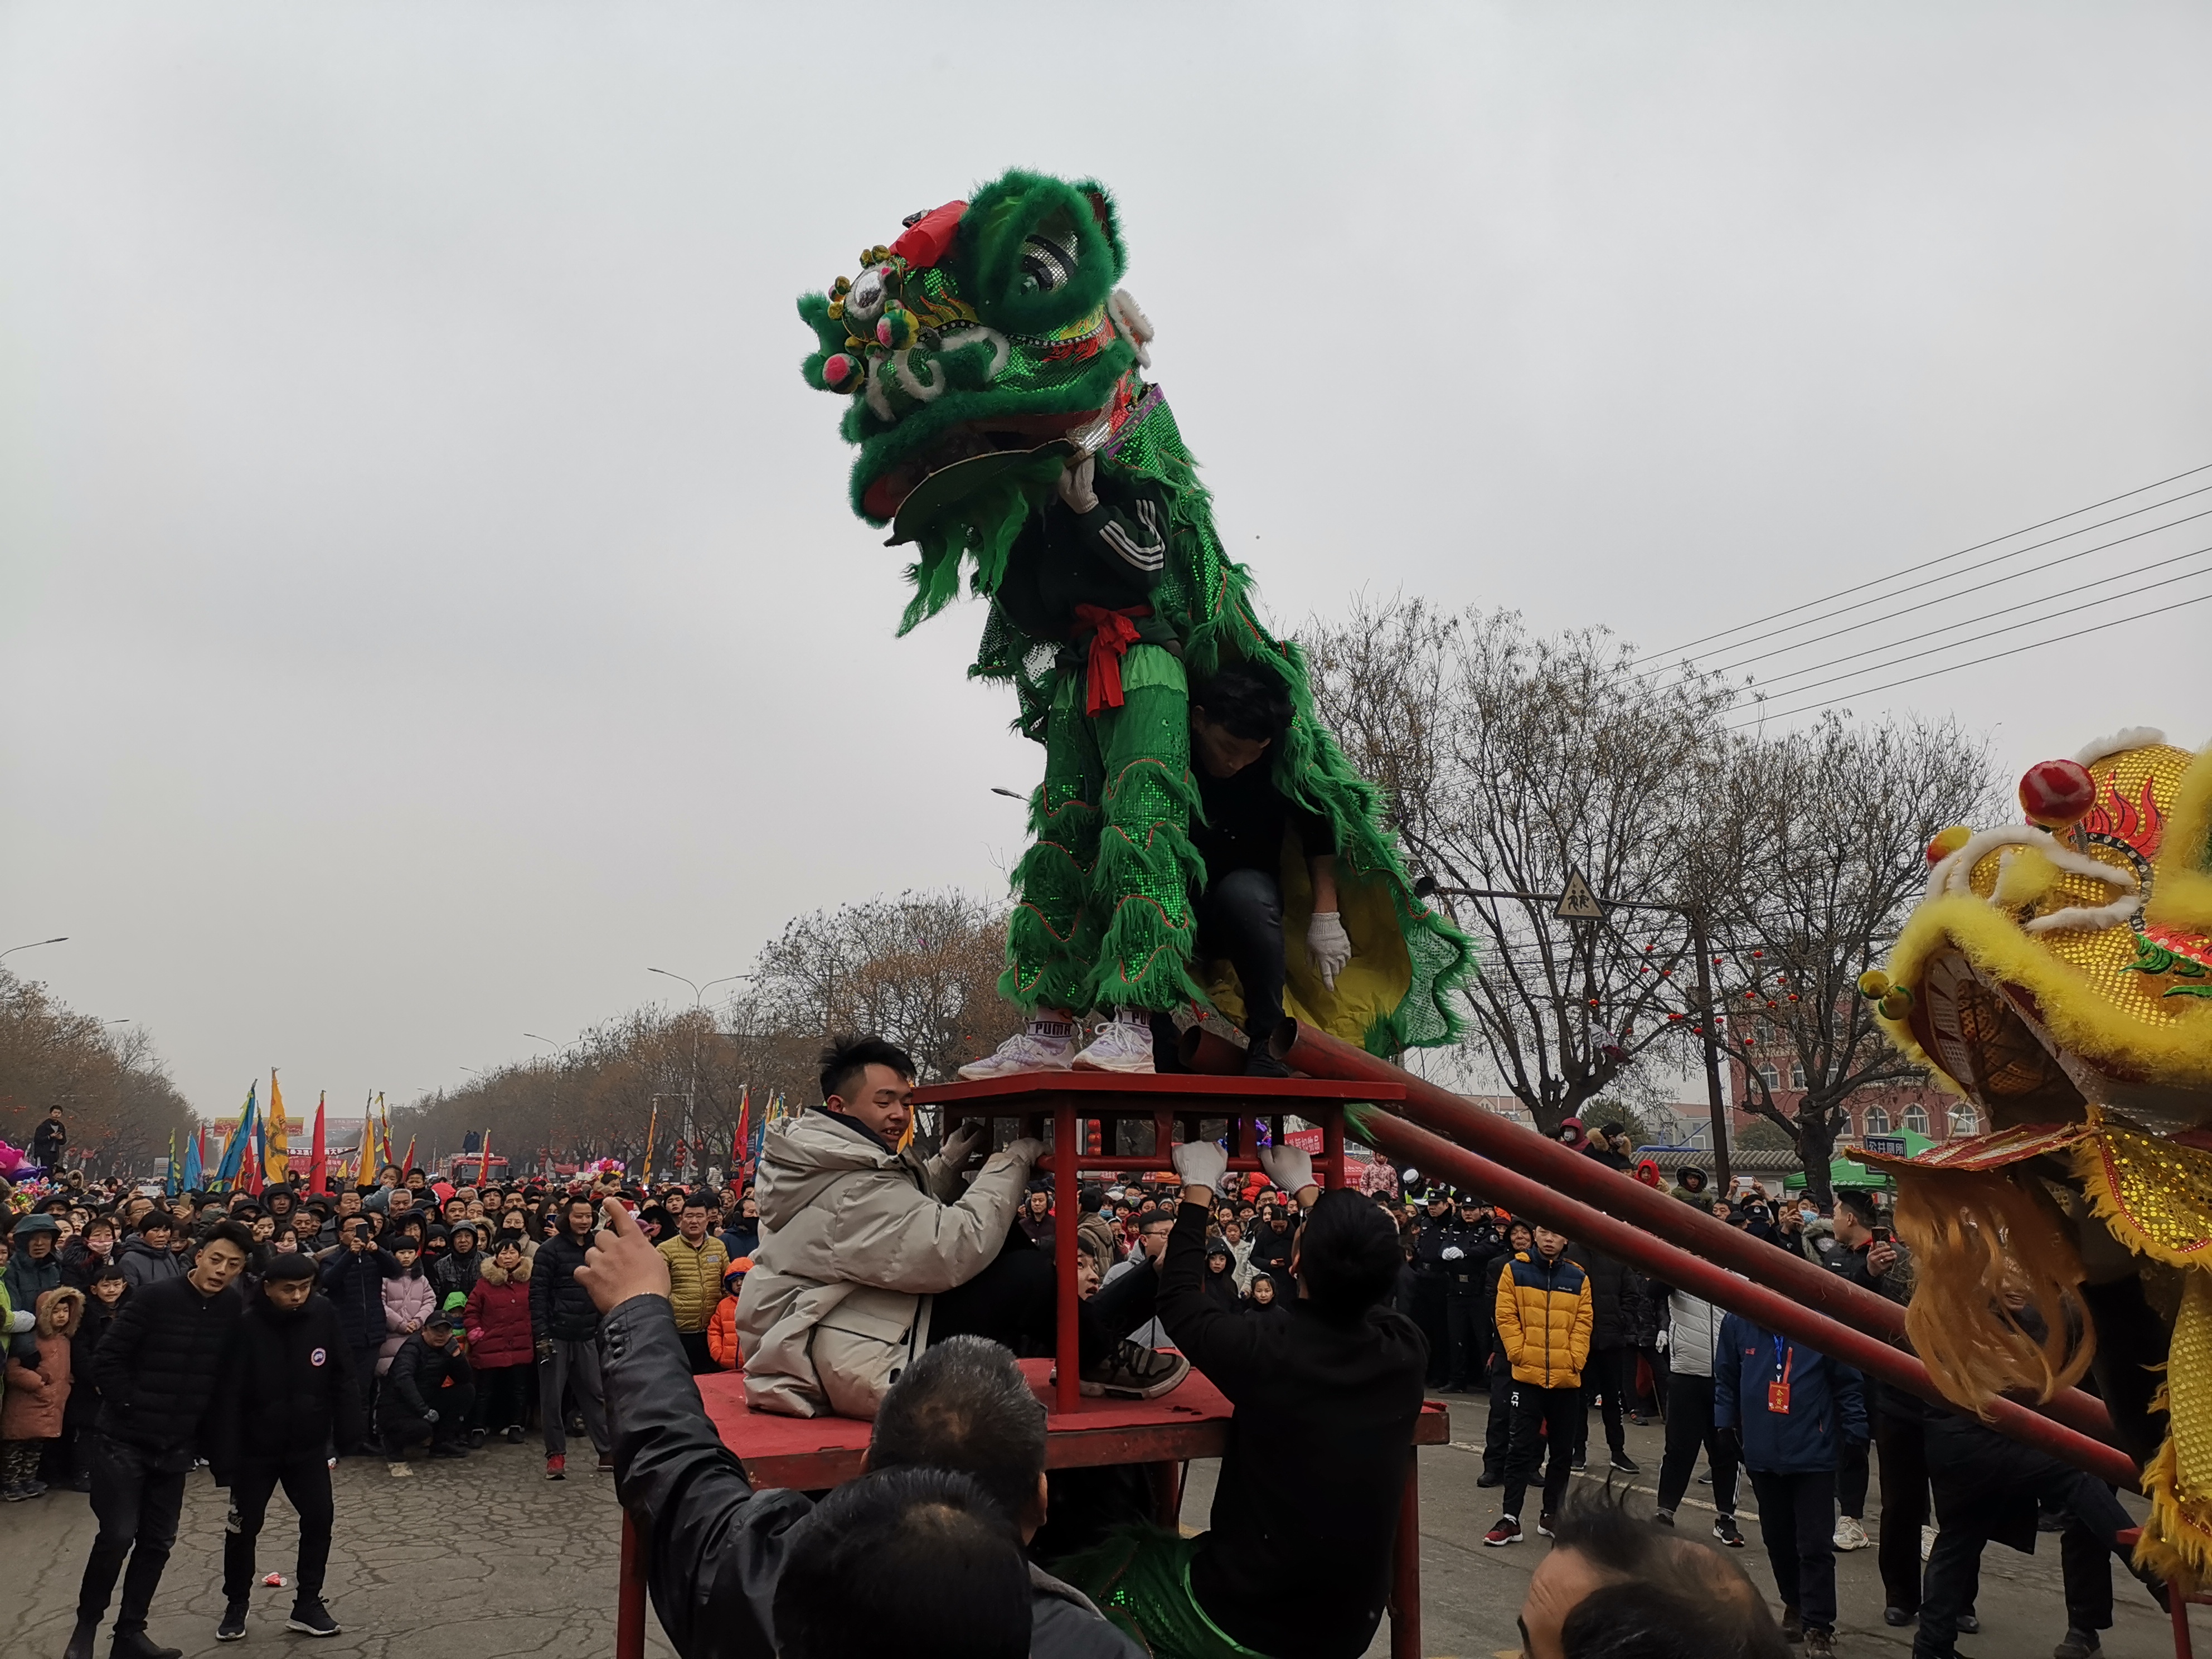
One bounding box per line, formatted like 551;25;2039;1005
387;1461;413;1479
959;1021;1077;1081
1921;1522;1938;1561
1833;1515;1870;1551
1072;1015;1156;1073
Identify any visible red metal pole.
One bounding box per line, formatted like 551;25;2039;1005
615;1511;647;1659
1389;1448;1421;1659
1054;1095;1081;1414
1283;1020;2118;1449
1346;1104;2139;1490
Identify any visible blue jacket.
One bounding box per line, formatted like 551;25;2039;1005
1713;1314;1867;1474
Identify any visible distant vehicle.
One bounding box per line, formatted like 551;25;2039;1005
438;1152;509;1185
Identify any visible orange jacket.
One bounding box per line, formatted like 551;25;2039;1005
707;1294;744;1371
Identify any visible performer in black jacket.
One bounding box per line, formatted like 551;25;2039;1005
531;1194;611;1477
208;1252;362;1642
67;1220;251;1659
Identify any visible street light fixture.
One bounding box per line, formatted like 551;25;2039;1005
0;936;67;967
646;967;743;1163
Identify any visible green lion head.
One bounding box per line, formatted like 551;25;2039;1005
798;168;1155;527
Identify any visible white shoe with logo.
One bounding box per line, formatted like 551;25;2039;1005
958;1021;1078;1081
1833;1515;1870;1551
1073;1015;1157;1073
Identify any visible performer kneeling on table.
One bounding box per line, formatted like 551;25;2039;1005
1055;1141;1427;1659
736;1035;1186;1419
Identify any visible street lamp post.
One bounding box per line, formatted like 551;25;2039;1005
525;1034;566;1177
0;936;68;968
646;968;742;1169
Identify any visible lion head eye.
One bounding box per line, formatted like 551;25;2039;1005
1018;233;1077;295
846;266;890;325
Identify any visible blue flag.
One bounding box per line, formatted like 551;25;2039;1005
213;1083;258;1192
181;1124;203;1193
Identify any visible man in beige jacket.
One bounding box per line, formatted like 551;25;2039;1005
736;1035;1187;1419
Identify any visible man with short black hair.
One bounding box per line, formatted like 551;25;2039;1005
32;1103;69;1170
208;1251;360;1641
67;1220;253;1659
118;1212;183;1292
1519;1490;1788;1659
739;1035;1183;1419
1056;1139;1424;1658
533;1194;612;1477
659;1191;730;1375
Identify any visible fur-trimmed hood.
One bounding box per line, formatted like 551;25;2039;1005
35;1284;85;1337
476;1254;532;1288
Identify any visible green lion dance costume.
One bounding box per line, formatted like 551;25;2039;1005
799;169;1469;1072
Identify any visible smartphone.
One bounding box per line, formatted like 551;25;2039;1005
1871;1225;1892;1245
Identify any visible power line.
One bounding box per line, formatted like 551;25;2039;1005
1693;522;2212;691
1719;557;2212;709
1644;491;2212;687
1728;589;2212;730
1630;459;2212;668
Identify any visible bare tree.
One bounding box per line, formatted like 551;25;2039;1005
1693;714;1995;1204
0;973;194;1177
1307;599;1734;1132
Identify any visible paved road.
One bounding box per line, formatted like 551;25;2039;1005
3;1404;2175;1658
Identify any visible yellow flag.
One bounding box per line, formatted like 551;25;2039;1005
265;1068;292;1185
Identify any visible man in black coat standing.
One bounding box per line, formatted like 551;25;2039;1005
67;1219;252;1659
1570;1241;1643;1476
317;1215;396;1452
208;1251;362;1642
531;1193;612;1478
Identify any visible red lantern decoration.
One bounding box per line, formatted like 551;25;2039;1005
2019;758;2097;827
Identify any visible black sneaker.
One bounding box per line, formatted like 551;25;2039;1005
1537;1512;1557;1539
217;1602;249;1642
1652;1508;1675;1526
430;1442;468;1459
286;1599;341;1638
1570;1455;1587;1473
468;1427;487;1448
2053;1626;2102;1659
1475;1468;1502;1488
1079;1340;1191;1400
504;1425;525;1444
1241;1044;1292;1079
1609;1452;1640;1474
1713;1515;1746;1548
1483;1516;1522;1546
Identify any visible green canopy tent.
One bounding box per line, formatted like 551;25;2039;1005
1786;1129;1938;1196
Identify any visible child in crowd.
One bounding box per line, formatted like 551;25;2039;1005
2;1284;84;1500
706;1261;749;1371
64;1264;127;1490
377;1239;437;1377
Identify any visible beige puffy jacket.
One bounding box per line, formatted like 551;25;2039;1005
735;1111;1033;1419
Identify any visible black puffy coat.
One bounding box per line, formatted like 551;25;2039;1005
386;1331;473;1419
531;1231;599;1342
93;1273;245;1456
433;1245;483;1306
209;1291;363;1478
1571;1244;1643;1353
66;1293;119;1429
318;1244;398;1351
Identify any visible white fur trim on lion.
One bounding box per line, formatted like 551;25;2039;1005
1932;822;2139;933
864;352;894;421
889;348;944;404
1108;289;1154;368
2072;727;2166;767
935;326;1010;382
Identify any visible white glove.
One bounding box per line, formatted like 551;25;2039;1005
1055;453;1099;513
421;1409;439;1425
3;1311;31;1334
1000;1137;1047;1167
1442;1245;1465;1262
940;1121;989;1166
1171;1140;1229;1195
1257;1144;1314;1196
1306;911;1352;990
1655;1329;1670;1354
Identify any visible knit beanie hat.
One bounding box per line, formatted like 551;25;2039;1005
263;1253;318;1282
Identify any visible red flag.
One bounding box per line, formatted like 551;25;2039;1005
400;1134;416;1176
243;1111;265;1196
477;1128;493;1185
309;1092;328;1194
732;1086;750;1183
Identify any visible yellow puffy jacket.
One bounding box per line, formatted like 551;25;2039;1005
1493;1250;1593;1388
658;1234;730;1334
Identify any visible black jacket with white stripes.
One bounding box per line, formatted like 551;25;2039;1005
994;472;1175;648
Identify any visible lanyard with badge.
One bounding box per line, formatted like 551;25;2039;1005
1769;1333;1794;1415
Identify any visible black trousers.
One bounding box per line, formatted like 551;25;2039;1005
343;1346;380;1453
222;1457;333;1603
1874;1411;1932;1613
1411;1278;1449;1388
1502;1384;1580;1522
1194;867;1287;1044
928;1230;1157;1370
679;1331;715;1375
1576;1346;1631;1460
382;1385;477;1460
76;1434;187;1636
1481;1367;1514;1477
472;1364;531;1432
1748;1467;1839;1634
1442;1291;1485;1388
1839;1432;1870;1519
1655;1372;1740;1518
1914;1453;2133;1657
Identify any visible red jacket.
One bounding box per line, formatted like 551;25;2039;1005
463;1257;535;1369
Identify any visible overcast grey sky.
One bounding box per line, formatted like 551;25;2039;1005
4;2;2208;1120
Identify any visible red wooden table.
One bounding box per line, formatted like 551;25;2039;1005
614;1072;1440;1658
